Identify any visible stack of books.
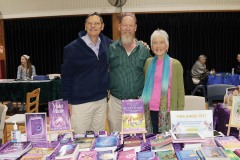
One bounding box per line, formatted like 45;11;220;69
0;141;32;159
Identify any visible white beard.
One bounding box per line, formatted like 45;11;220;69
121;34;134;45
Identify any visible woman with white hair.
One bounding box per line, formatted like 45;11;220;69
17;55;36;80
141;29;185;134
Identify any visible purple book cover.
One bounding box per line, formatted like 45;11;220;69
25;113;47;143
121;99;146;133
0;141;31;154
48;100;70;131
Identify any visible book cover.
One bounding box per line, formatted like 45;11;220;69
230;96;240;126
176;150;200;160
224;149;240;160
55;143;79;160
124;137;142;147
151;143;174;152
201;147;229;159
137;151;155;160
214;136;240;151
94;136;118;149
150;134;172;147
118;149;136;160
123;137;142;152
48;100;71;131
224;86;240;106
75;137;95;151
156;150;177;160
0;141;32;158
25;113;47;143
201;137;217;147
77;150;97;160
28;141;60;156
97;150;116;160
20;154;46;160
121;99;146;133
234;148;240;157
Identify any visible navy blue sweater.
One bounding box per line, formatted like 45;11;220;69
61;31;112;104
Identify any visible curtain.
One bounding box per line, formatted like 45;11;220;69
4;15;112;78
136;12;240;73
4;12;240;78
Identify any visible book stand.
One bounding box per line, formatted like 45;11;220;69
120;124;147;144
120;99;147;144
226;110;240;136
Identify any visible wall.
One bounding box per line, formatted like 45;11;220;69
0;0;239;19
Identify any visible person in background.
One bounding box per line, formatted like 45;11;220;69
191;55;215;85
141;29;185;134
108;12;151;132
17;55;36;80
61;12;112;134
234;53;240;75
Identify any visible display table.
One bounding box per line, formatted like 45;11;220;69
208;74;240;85
0;79;61;104
213;103;239;137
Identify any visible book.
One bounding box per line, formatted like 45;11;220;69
224;86;240;106
151;143;174;152
183;143;202;150
98;130;107;137
150;134;172;148
137;151;155;160
121;99;146;133
86;130;95;138
234;148;240;157
201;137;217;147
175;150;200;160
97;150;116;160
77;150;97;160
156;150;177;160
27;141;60;157
25;113;47;143
201;146;229;159
224;149;240;160
75;137;95;151
0;141;32;159
214;136;240;151
94;136;118;151
230;96;240;126
55;143;79;160
48;99;71;131
118;149;136;160
20;154;47;160
123;137;142;152
171;132;205;143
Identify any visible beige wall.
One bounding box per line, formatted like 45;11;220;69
0;0;240;19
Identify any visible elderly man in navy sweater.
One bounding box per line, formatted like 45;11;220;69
61;12;112;134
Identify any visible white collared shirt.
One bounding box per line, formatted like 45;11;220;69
82;34;101;57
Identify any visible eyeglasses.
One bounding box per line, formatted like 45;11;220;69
87;22;102;26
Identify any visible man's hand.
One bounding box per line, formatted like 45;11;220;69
139;40;150;50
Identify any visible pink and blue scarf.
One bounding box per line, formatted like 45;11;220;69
141;53;172;112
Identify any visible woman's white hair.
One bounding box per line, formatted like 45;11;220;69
150;29;169;47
